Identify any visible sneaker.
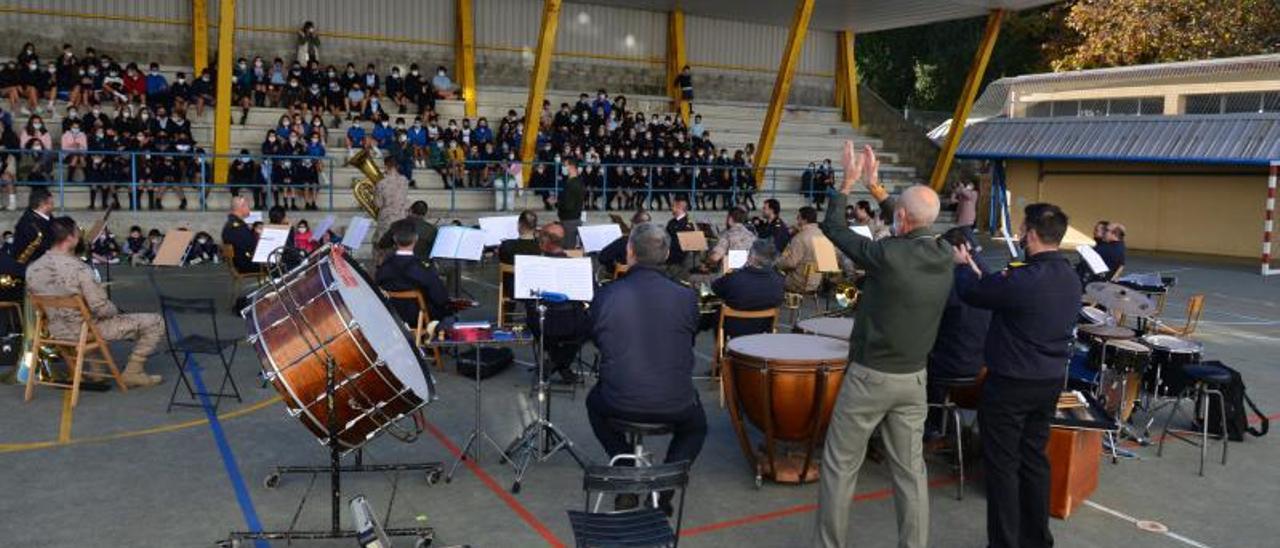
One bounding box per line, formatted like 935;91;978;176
121;372;163;388
20;107;31;115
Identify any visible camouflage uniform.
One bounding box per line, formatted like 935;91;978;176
26;251;165;375
372;172;410;266
712;223;757;261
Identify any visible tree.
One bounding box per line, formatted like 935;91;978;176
1050;0;1280;70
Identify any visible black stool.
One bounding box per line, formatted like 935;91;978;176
927;375;980;500
1157;362;1230;476
609;419;674;468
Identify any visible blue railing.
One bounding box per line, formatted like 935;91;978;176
0;147;893;212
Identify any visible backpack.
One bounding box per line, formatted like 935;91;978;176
1196;361;1268;442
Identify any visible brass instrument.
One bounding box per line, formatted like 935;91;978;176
16;229;43;265
347;148;384;218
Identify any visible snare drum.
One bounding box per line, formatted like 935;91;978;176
795;317;854;340
244;246;435;452
1141;334;1202;396
724;333;848;485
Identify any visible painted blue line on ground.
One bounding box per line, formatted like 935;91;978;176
166;314;268;548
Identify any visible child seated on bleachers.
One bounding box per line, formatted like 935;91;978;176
90;228;121;265
122;225;146;261
293;219;316;255
184;231;220;265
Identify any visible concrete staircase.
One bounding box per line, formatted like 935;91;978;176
13;65;920;212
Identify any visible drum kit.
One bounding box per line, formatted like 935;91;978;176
1072;280;1204;448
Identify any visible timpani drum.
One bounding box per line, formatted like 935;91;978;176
243;246;435;452
795;317;854;340
723;333;848;485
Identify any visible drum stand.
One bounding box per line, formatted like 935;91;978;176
224;247;440;546
503;295;586;493
1094;340;1145;460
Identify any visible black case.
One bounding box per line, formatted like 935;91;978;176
454;346;514;379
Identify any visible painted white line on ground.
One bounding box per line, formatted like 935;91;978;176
1083;500;1212;548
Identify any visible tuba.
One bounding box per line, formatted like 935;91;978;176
347;148;384;218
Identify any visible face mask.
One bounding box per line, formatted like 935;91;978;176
4;237;11;244
411;70;419;76
328;71;336;77
240;156;251;162
177;77;185;83
298;226;307;232
68;110;78;117
197;237;208;244
32;122;43;130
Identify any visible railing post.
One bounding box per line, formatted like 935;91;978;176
646;168;654;208
56;151;65;211
770;167;778;199
328;159;334;210
130;153;138;211
602;166;609;211
199;152;207;211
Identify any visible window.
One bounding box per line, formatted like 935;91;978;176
1186;91;1280;114
1108;98;1140;116
1185;94;1222;115
1265;92;1280;113
1139;97;1165;115
1051;101;1078;117
1224;92;1264;113
1027;102;1052;117
1022;96;1164;118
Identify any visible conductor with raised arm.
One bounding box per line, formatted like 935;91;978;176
812;143;954;548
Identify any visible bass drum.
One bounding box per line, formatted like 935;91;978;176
244;246;435;452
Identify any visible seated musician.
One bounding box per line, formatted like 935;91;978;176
375;226;454;330
586;222;706;513
497;209;541;265
1096;222;1126;274
711;238;785;338
26;217;166;387
525;222;590;384
598;209;650;276
702;207;755;272
925;227;992;436
777;206;824;294
376;201;437;261
221;196;261;273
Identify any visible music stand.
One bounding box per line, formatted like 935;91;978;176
223;245;440;547
503;290;587;494
430;330;533;482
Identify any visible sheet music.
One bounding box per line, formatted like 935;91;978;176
578;224;623;253
513;255;594;301
849;225;874;239
676;230;708;251
813;236;840;272
1119;272;1162;287
478;215;520;247
1077;245;1109;275
343;216;373;250
252;225;292;263
151;229;195;267
244;211;263;224
310;215;335;241
725;249;748;271
430;226;487;261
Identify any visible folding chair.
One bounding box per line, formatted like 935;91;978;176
383;289;446;370
784;263;822;325
567;461;691;548
159;295;243;412
713;305;779;407
24;293;127;407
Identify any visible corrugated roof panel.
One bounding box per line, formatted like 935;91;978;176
956;115;1280;165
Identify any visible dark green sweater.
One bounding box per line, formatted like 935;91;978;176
820;192;954;373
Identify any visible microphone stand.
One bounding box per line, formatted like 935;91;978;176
503;289;585;493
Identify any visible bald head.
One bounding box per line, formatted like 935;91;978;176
230;196;251;219
896;185;941;233
539;222;565;252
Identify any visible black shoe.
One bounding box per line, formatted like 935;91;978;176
614;494;639;511
557;367;580;384
657;490;675;517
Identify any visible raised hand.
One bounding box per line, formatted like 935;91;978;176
861;145;880;188
840;140;861;195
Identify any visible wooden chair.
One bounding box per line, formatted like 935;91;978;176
1155;294;1206;337
713;305;779;407
383;289;445;370
24;293;127;407
497;263;522;328
222;243;263;301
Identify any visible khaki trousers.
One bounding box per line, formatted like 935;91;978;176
813;363;929;548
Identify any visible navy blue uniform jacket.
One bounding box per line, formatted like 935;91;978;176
590;265;699;413
957;250;1082;381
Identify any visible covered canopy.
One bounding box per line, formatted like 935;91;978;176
580;0;1059;33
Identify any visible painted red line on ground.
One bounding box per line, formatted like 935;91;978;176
425;422;565;548
680;475;958;538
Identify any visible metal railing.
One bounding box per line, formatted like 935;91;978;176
0;147;905;212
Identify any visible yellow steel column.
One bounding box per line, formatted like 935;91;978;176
929;9;1004;192
667;9;689;126
192;0;208;75
455;0;477;118
835;30;860;129
212;0;236;185
519;0;562;186
753;0;815;185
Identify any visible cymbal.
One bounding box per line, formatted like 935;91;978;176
1084;282;1155;317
